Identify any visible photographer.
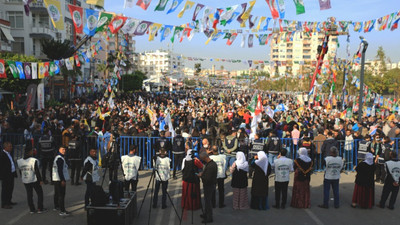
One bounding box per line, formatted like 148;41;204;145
104;134;121;181
152;149;171;209
121;145;141;192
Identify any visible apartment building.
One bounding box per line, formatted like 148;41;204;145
270;31;338;77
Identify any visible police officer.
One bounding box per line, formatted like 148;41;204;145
38;129;55;184
52;146;70;216
357;135;372;164
172;129;185;179
17;146;47;214
121;145;141;192
81;149;100;208
68;134;82;185
248;133;266;178
154;131;171;155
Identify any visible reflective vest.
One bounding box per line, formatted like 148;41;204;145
121;155;141;181
83;156;100;183
324;156;343;180
39;136;54;153
155;157;170;181
357;141;371;160
386;160;400;183
17;157;37;184
210;154;227;179
250;140;264;154
274;157;293;182
52;155;70;181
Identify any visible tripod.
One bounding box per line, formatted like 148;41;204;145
138;166;181;225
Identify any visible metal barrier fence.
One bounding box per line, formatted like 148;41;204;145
2;133;399;172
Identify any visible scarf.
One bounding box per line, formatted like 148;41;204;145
181;149;193;169
235;152;249;172
255;151;269;175
298;147;312;163
364;152;374;166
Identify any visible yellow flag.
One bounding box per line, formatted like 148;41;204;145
44;0;64;30
256;16;266;31
148;23;162;41
177;1;195;18
240;0;256;25
86;0;104;7
205;30;218;45
38;63;46;79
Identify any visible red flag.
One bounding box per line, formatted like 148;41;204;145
108;16;128;34
255;94;263;115
44;62;50;77
136;0;152;10
265;0;279;19
75;55;81;67
279;19;283;32
68;4;83;34
226;33;238;46
0;59;6;78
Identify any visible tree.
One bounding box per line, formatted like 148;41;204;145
194;63;201;76
220;65;224;71
121;71;147;92
375;46;387;74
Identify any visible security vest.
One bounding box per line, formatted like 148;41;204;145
155;156;170;181
357;140;371;160
324;156;343;180
172;136;185;154
83;156;100;183
68;140;81;161
378;144;392;164
52;155;70;181
209;154;227;179
274;157;293;182
39;136;54;153
17;157;37;184
386;160;400;183
250;140;265;154
121;155;141;181
268;137;280;155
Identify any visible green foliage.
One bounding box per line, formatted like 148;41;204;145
184;78;196;86
375;46;387;74
45;99;64;107
194;63;201;75
0;52;41;93
41;39;75;60
121;71;147;92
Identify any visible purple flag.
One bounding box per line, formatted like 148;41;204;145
23;0;33;16
192;4;204;21
133;21;153;36
23;62;32;79
237;3;247;24
319;0;331;10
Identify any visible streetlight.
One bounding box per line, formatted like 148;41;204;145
358;36;369;123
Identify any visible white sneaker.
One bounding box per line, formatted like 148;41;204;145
59;211;70;217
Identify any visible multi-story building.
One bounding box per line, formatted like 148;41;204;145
352;60;400;76
270;31;338;77
138;49;184;84
0;18;13;52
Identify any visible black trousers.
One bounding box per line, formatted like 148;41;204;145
124;179;138;192
173;153;185;177
153;180;168;207
376;164;386;182
24;181;44;211
54;181;66;212
1;176;14;206
203;184;216;221
70;160;82;184
84;180;95;207
109;167;118;181
275;181;289;207
379;183;399;208
212;178;225;207
41;157;53;181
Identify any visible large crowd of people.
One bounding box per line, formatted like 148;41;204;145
1;90;400;223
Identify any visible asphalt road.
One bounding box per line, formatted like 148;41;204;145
1;170;399;225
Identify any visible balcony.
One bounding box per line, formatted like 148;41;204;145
30;26;56;39
0;41;12;52
30;1;48;13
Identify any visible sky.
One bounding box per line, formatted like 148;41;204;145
104;0;400;70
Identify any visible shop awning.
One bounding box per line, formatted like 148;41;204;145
0;27;15;42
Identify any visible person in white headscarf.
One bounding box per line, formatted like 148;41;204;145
250;151;271;210
291;147;313;208
230;152;249;210
181;144;203;210
351;152;375;209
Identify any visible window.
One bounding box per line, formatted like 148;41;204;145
39;14;49;27
303;55;311;59
12;37;24;54
7;11;24;28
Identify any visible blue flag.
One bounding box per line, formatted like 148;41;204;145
160;25;173;42
16;61;25;79
262;18;271;31
54;60;60;74
84;9;99;36
167;0;183;14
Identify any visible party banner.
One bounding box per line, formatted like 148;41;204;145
192;3;204;21
265;0;279;19
124;0;135;8
227;32;238;45
0;59;6;78
248;34;254;48
155;0;169;11
96;12;114;32
86;0;104;7
25;84;37;111
23;62;32;79
136;0;152;10
44;62;50;77
237;3;247;24
134;20;153;35
84;9;99;36
38;63;45;79
31;62;37;79
109;16;128;34
121;18;141;34
293;0;305;15
171;26;184;43
65;58;73;71
44;0;64;30
167;0;184;14
68;4;83;34
277;0;285;18
319;0;331;10
148;23;162;41
160;25;173;41
15;62;25;79
220;5;238;26
177;1;195;18
37;83;45;110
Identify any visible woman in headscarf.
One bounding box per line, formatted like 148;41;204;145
230;152;249;210
351;152;375;208
250;151;271;210
181;148;203;210
291;147;313;208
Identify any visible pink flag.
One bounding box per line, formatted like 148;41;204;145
319;0;331;10
265;0;279;19
136;0;152;10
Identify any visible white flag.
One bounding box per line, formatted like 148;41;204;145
124;0;135;8
31;63;38;79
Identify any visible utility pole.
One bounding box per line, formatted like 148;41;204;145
358;36;369;123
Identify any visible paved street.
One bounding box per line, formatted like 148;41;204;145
1;170;399;225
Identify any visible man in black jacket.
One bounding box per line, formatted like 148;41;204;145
321;131;339;166
0;142;17;209
172;130;185;179
68;134;82;185
198;152;217;223
154;131;171;155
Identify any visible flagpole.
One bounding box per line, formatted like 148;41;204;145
358;36;368;123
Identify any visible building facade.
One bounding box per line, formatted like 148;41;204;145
0;18;13;52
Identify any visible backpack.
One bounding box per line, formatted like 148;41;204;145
90;185;108;207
